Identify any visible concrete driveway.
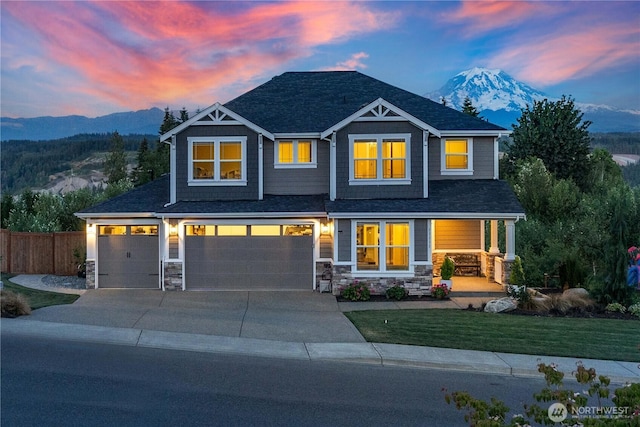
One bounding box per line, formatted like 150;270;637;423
25;289;366;343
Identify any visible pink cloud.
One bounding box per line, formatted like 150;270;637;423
321;52;370;71
489;24;640;86
1;1;398;112
445;0;548;36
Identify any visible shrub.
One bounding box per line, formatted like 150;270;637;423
1;290;31;318
440;257;455;280
506;285;531;309
605;302;626;313
445;362;640;426
510;255;525;286
385;285;407;301
628;303;640;318
341;282;370;301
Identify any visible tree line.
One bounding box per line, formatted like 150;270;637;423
1;107;188;232
496;96;639;305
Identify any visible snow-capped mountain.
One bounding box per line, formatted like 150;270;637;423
427;67;547;112
426;67;639;132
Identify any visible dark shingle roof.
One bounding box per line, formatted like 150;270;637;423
325;180;524;216
224;71;505;134
78;177;523;218
77;175;170;215
158;194;328;215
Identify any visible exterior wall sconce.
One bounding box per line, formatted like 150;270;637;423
320;221;332;235
169;224;178;236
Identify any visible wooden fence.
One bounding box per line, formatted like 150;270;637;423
0;229;86;276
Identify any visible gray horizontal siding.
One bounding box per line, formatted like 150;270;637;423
320;234;333;259
263;140;329;195
414;219;428;262
336;219;351;262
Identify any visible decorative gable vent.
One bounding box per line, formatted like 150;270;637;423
196;109;239;125
359;103;401;119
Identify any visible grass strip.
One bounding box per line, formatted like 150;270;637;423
1;275;79;309
344;309;640;362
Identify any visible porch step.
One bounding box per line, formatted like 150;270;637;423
450;291;505;298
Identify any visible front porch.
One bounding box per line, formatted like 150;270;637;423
438;275;505;293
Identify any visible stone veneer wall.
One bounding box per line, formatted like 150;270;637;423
482;252;501;282
163;261;183;291
85;260;96;289
330;264;433;296
499;258;514;287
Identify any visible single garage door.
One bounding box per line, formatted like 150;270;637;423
97;225;160;289
185;224;313;290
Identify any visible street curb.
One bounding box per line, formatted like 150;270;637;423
3;318;640;382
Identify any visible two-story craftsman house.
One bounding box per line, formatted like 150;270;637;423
77;71;525;292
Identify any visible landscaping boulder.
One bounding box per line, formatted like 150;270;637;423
484;297;518;313
562;287;589;298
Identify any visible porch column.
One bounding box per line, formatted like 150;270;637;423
489;220;500;254
504;219;516;261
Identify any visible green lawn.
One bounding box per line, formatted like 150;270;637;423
1;274;79;309
344;309;640;362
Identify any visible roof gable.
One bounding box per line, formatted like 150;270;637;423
160;103;274;142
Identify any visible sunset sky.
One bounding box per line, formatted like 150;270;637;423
1;1;638;118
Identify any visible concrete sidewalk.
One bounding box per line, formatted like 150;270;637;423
3;275;640;383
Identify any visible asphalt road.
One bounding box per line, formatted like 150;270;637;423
2;334;546;426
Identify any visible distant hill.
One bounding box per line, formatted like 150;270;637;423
0;133;157;195
426;67;640;133
0;108;165;141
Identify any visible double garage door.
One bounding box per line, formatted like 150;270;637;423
97;225;160;289
184;224;313;290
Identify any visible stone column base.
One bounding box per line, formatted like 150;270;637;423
163;261;183;291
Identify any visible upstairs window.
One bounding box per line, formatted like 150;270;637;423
275;139;316;168
188;137;247;185
442;138;473;175
349;134;410;185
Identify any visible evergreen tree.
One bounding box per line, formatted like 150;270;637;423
104;131;128;184
461;96;480;117
1;192;14;229
179;107;189;123
153;107;181;179
506;96;591;189
159;107;179;134
131;137;154;186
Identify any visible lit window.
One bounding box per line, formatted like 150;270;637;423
251;225;281;236
186;225;215;236
353;140;377;179
276;140;316;168
193;142;215;179
385;223;409;270
131;225;158;235
283;225;313;236
442;138;473;174
188;137;246;184
99;225;127;235
355;221;410;272
217;225;247;236
356;223;380;270
382;139;406;179
350;134;410;184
